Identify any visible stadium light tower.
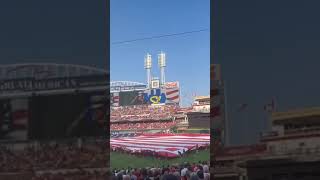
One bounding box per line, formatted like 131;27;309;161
144;53;152;88
158;51;166;86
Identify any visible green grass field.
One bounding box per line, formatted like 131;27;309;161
110;149;209;169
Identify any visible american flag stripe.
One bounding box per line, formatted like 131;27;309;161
111;135;210;141
110;134;210;158
165;88;180;103
112;145;185;157
111;142;195;149
111;144;183;152
119;138;209;142
112;139;208;147
112;136;210;141
166;89;179;95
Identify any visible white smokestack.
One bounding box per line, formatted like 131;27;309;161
144;53;152;88
158;51;166;86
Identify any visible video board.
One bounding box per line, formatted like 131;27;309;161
118;91;147;106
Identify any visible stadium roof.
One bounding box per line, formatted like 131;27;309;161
110;81;147;93
194;96;210;101
110;81;146;87
272;107;320;123
0;63;108;80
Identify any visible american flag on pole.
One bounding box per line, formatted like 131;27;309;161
110;134;210;158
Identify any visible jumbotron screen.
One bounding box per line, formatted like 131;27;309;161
28;92;106;140
0;98;29;140
119;91;147;106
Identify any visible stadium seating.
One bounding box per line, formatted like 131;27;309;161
110;121;177;131
0;140;108;178
110;105;179;122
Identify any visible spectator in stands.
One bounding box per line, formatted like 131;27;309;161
108;161;210;180
204;173;210;180
197;170;204;180
0;140;109;179
111;105;179;122
181;163;188;178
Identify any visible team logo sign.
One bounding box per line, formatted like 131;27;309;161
144;89;166;104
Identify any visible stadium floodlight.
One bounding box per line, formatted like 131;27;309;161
144;53;152;88
144;53;152;69
158;51;166;86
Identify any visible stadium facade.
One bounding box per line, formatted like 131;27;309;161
0;63;108;141
211;64;227;145
110;80;180;107
213;107;320;179
110;52;180;107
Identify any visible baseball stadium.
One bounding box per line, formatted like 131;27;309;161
109;53;211;178
0;60;212;179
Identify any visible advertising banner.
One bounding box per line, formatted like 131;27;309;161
0;75;107;94
144;88;166;104
143;87;180;105
164;82;179;89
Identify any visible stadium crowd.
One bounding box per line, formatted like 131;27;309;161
111;105;179;122
110;121;177;131
111;161;210;180
0;140;109;179
0;142;108;172
31;170;109;180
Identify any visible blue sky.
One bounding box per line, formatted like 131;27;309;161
110;0;210;107
0;0;106;68
215;0;320;144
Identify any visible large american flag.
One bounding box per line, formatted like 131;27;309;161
110;134;210;158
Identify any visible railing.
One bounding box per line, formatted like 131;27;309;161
285;127;320;135
0;136;107;152
35;167;109;175
0;172;33;180
260;131;278;138
239;147;320;161
269;147;320;155
0;168;110;180
261;129;320;142
110;117;173;122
